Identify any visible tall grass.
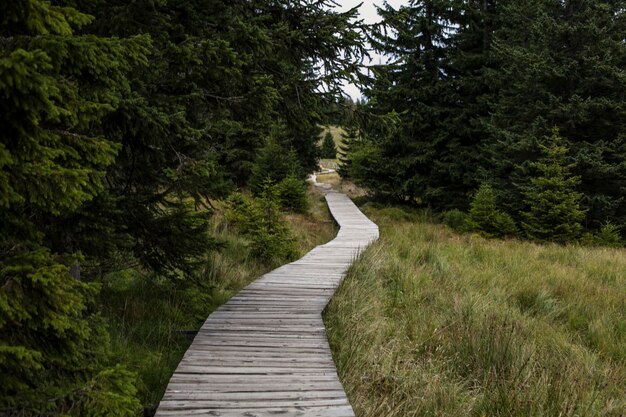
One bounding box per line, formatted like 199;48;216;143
324;205;625;417
99;187;336;410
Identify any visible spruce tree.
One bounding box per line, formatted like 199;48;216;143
0;0;147;413
321;131;337;159
248;138;303;196
487;0;626;228
468;183;517;238
357;0;496;208
69;0;368;276
521;129;586;243
337;124;361;179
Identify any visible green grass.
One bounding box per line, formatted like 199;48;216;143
99;186;336;410
324;205;626;417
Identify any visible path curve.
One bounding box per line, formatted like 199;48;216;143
155;188;378;417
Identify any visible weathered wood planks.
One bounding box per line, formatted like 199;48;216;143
155;191;378;417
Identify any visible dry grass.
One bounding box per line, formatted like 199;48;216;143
317;171;342;186
324;205;626;417
320;159;339;170
316;171;369;199
285;186;337;253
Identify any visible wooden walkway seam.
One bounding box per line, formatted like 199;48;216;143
155;190;379;417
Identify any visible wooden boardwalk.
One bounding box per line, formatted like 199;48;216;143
155;191;378;417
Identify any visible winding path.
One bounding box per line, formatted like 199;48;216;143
155;188;378;417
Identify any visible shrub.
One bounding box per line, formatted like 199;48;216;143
66;365;141;417
582;222;623;248
442;209;472;233
492;212;518;237
469;183;517;237
248;139;303;195
226;191;299;266
275;175;309;213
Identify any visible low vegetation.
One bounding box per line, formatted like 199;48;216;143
101;186;335;411
325;205;626;417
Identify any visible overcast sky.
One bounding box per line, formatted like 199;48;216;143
337;0;409;99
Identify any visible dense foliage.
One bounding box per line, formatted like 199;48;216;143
321;131;337;158
337;124;361;179
1;0;365;413
349;0;626;244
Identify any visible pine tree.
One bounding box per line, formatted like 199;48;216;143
248;137;303;196
468;183;517;238
356;0;496;208
337;124;361;179
0;0;147;413
521;129;586;243
487;0;626;228
321;131;337;159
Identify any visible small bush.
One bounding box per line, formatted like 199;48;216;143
226;191;299;266
492;212;518;236
68;365;141;417
469;183;517;237
595;222;622;247
582;222;623;248
275;175;309;213
442;209;472;233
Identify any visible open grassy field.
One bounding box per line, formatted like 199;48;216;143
99;187;336;411
324;205;626;417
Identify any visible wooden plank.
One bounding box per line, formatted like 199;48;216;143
155;191;378;417
156;405;356;417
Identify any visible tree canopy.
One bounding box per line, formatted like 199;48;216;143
350;0;626;243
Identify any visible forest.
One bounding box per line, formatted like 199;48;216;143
1;0;625;416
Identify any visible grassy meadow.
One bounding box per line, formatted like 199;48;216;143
99;187;336;410
324;205;626;417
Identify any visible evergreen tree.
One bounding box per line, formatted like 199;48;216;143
521;129;586;243
321;131;337;159
0;0;147;413
248;137;303;196
66;0;368;276
356;0;626;236
226;189;299;266
274;175;309;214
468;183;517;238
487;0;626;228
356;0;497;208
337;124;361;179
587;222;623;248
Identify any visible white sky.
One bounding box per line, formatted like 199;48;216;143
336;0;409;99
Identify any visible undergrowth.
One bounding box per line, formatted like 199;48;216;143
99;186;336;411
